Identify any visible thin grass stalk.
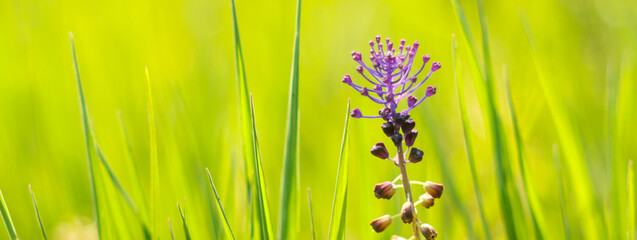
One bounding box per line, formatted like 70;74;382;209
206;168;235;240
328;100;351;240
178;203;192;240
307;188;316;240
29;185;48;240
69;32;102;239
0;189;17;240
145;67;160;240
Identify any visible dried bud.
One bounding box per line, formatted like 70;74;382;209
401;119;415;133
342;75;352;85
404;130;418;147
370;215;392;233
394;112;410;125
407;95;418;107
381;122;395;137
409;148;423;163
431;62;441;72
370;143;389;159
374;181;396;199
424;181;444;199
379;107;392;120
400;202;415;223
350;108;362;118
391;133;402;147
419;193;435;208
419;223;438;240
426;86;437;97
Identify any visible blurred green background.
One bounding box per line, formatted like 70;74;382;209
0;0;635;239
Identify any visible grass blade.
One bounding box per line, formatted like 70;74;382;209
29;185;48;240
552;145;571;240
0;189;18;240
117;111;149;218
205;168;236;240
168;218;175;240
307;188;316;240
249;95;275;240
452;35;491;239
177;202;192;240
628;160;635;240
277;0;302;239
70;32;102;239
328;100;350;240
146;67;159;240
504;67;546;239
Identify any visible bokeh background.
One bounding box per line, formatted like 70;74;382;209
0;0;635;239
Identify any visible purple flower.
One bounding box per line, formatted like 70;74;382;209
342;36;440;119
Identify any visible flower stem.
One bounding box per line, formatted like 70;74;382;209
396;145;421;239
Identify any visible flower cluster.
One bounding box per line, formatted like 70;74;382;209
344;36;444;240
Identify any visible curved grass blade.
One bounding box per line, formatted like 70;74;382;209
70;32;102;239
168;218;175;240
278;0;302;239
307;188;316;240
504;67;546;239
177;202;191;240
29;185;48;240
205;168;235;240
452;35;491;239
146;67;160;240
0;189;17;240
328;100;350;240
249;95;275;240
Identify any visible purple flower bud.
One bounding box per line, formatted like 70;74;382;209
426;86;437;97
374;181;396;199
350;108;362;118
360;87;369;96
370;143;389;159
400;39;406;46
394;112;410;126
342;75;352;85
381;122;395;137
388;42;393;51
408;75;417;83
374;85;383;92
407;95;418;107
391;133;402;147
424;181;444;199
369;40;374;47
375;36;381;43
401;119;415;133
379;107;392;120
351;51;362;61
431;62;441;72
400;202;414;223
404;130;418;147
409;148;423;163
419;223;438;240
370;215;392;233
356;65;363;74
423;54;431;64
413;40;420;50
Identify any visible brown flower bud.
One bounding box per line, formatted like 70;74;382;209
419;223;438;240
419;193;435;208
400;202;415;223
374;181;396;199
370;143;389;159
381;122;395;137
401;119;415;133
409;148;424;163
394;112;411;126
404;130;418;147
370;215;392;233
424;181;444;199
391;133;402;147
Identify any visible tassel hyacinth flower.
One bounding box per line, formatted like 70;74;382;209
344;36;444;240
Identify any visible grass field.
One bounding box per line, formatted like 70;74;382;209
0;0;635;239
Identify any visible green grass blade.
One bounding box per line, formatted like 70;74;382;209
307;188;316;240
29;185;48;240
168;218;175;240
504;67;546;239
628;160;635;240
277;0;302;239
70;32;102;239
0;189;18;240
177;202;192;240
328;100;350;240
205;168;236;240
249;95;275;240
452;35;491;239
552;145;571;240
146;67;159;240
